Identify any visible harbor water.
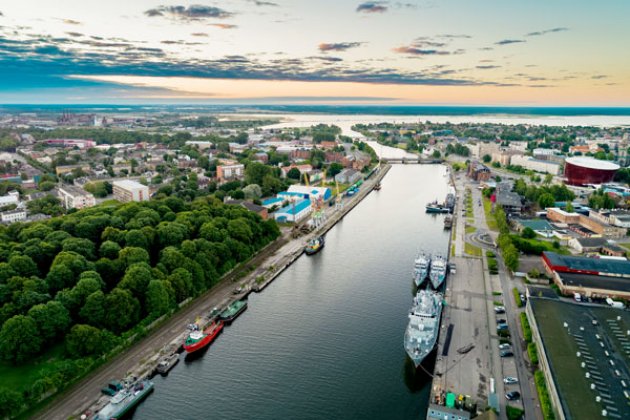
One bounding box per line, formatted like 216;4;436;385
133;164;451;420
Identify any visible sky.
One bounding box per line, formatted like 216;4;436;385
1;0;629;105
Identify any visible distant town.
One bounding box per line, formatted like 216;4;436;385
2;109;630;420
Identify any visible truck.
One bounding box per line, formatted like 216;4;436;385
574;293;582;302
606;297;625;309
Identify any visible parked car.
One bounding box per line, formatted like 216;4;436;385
497;324;509;332
496;319;507;325
520;293;527;303
503;377;518;384
500;350;514;357
498;343;511;350
494;306;505;314
506;391;521;401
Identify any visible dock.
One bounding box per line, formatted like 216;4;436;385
426;169;498;419
57;165;392;420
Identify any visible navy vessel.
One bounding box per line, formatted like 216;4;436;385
429;255;447;289
404;290;443;368
413;252;430;287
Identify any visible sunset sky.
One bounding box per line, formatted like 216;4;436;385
1;0;629;105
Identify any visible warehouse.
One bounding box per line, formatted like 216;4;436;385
273;199;312;223
527;298;630;420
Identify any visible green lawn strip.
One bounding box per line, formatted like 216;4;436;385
464;241;482;257
465;225;477;234
506;405;525;420
535;371;556;420
513;287;524;307
483;197;498;231
520;312;532;342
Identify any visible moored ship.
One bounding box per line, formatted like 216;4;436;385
413;252;430;287
156;353;179;374
94;379;154;420
305;236;325;255
219;299;248;324
428;255;447;289
404;289;443;368
443;214;453;229
425;201;450;214
183;321;224;354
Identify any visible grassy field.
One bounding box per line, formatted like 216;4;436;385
483;196;498;231
465;241;482;257
0;344;65;392
465;193;474;219
465;225;477;234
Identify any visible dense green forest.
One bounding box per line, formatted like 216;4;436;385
0;195;279;416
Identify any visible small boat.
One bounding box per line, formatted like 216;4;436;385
425;200;450;214
183;321;224;354
305;236;325;255
443;215;453;229
374;183;381;191
219;299;248;324
94;380;154;420
156;353;179;374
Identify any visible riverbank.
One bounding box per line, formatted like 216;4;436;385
34;165;391;420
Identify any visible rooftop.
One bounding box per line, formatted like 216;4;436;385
544;251;630;277
515;218;554;232
573;237;608;247
113;179;147;190
276;198;311;215
495;190;522;208
529;298;630;420
565;157;620;171
58;184;92;196
558;272;630;293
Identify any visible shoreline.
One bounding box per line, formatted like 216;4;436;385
34;164;392;420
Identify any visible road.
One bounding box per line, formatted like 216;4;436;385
463;176;542;420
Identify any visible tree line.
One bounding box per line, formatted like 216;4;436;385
0;195;280;415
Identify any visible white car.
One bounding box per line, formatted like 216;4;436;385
498;343;511;350
504;376;518;384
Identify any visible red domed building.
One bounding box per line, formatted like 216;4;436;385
564;157;620;186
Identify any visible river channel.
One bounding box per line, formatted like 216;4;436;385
133;164;451;420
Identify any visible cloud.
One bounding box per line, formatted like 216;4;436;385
191;32;208;37
62;19;82;25
393;46;450;55
495;39;525;46
308;56;344;63
393;38;464;56
318;42;363;52
476;65;500;70
65;32;84;37
526;27;569;37
161;40;203;46
210;23;238;29
247;0;279;6
591;74;608;80
0;11;3;17
144;5;233;20
356;2;388;13
0;31;514;93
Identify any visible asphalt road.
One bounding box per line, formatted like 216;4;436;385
466;180;543;420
